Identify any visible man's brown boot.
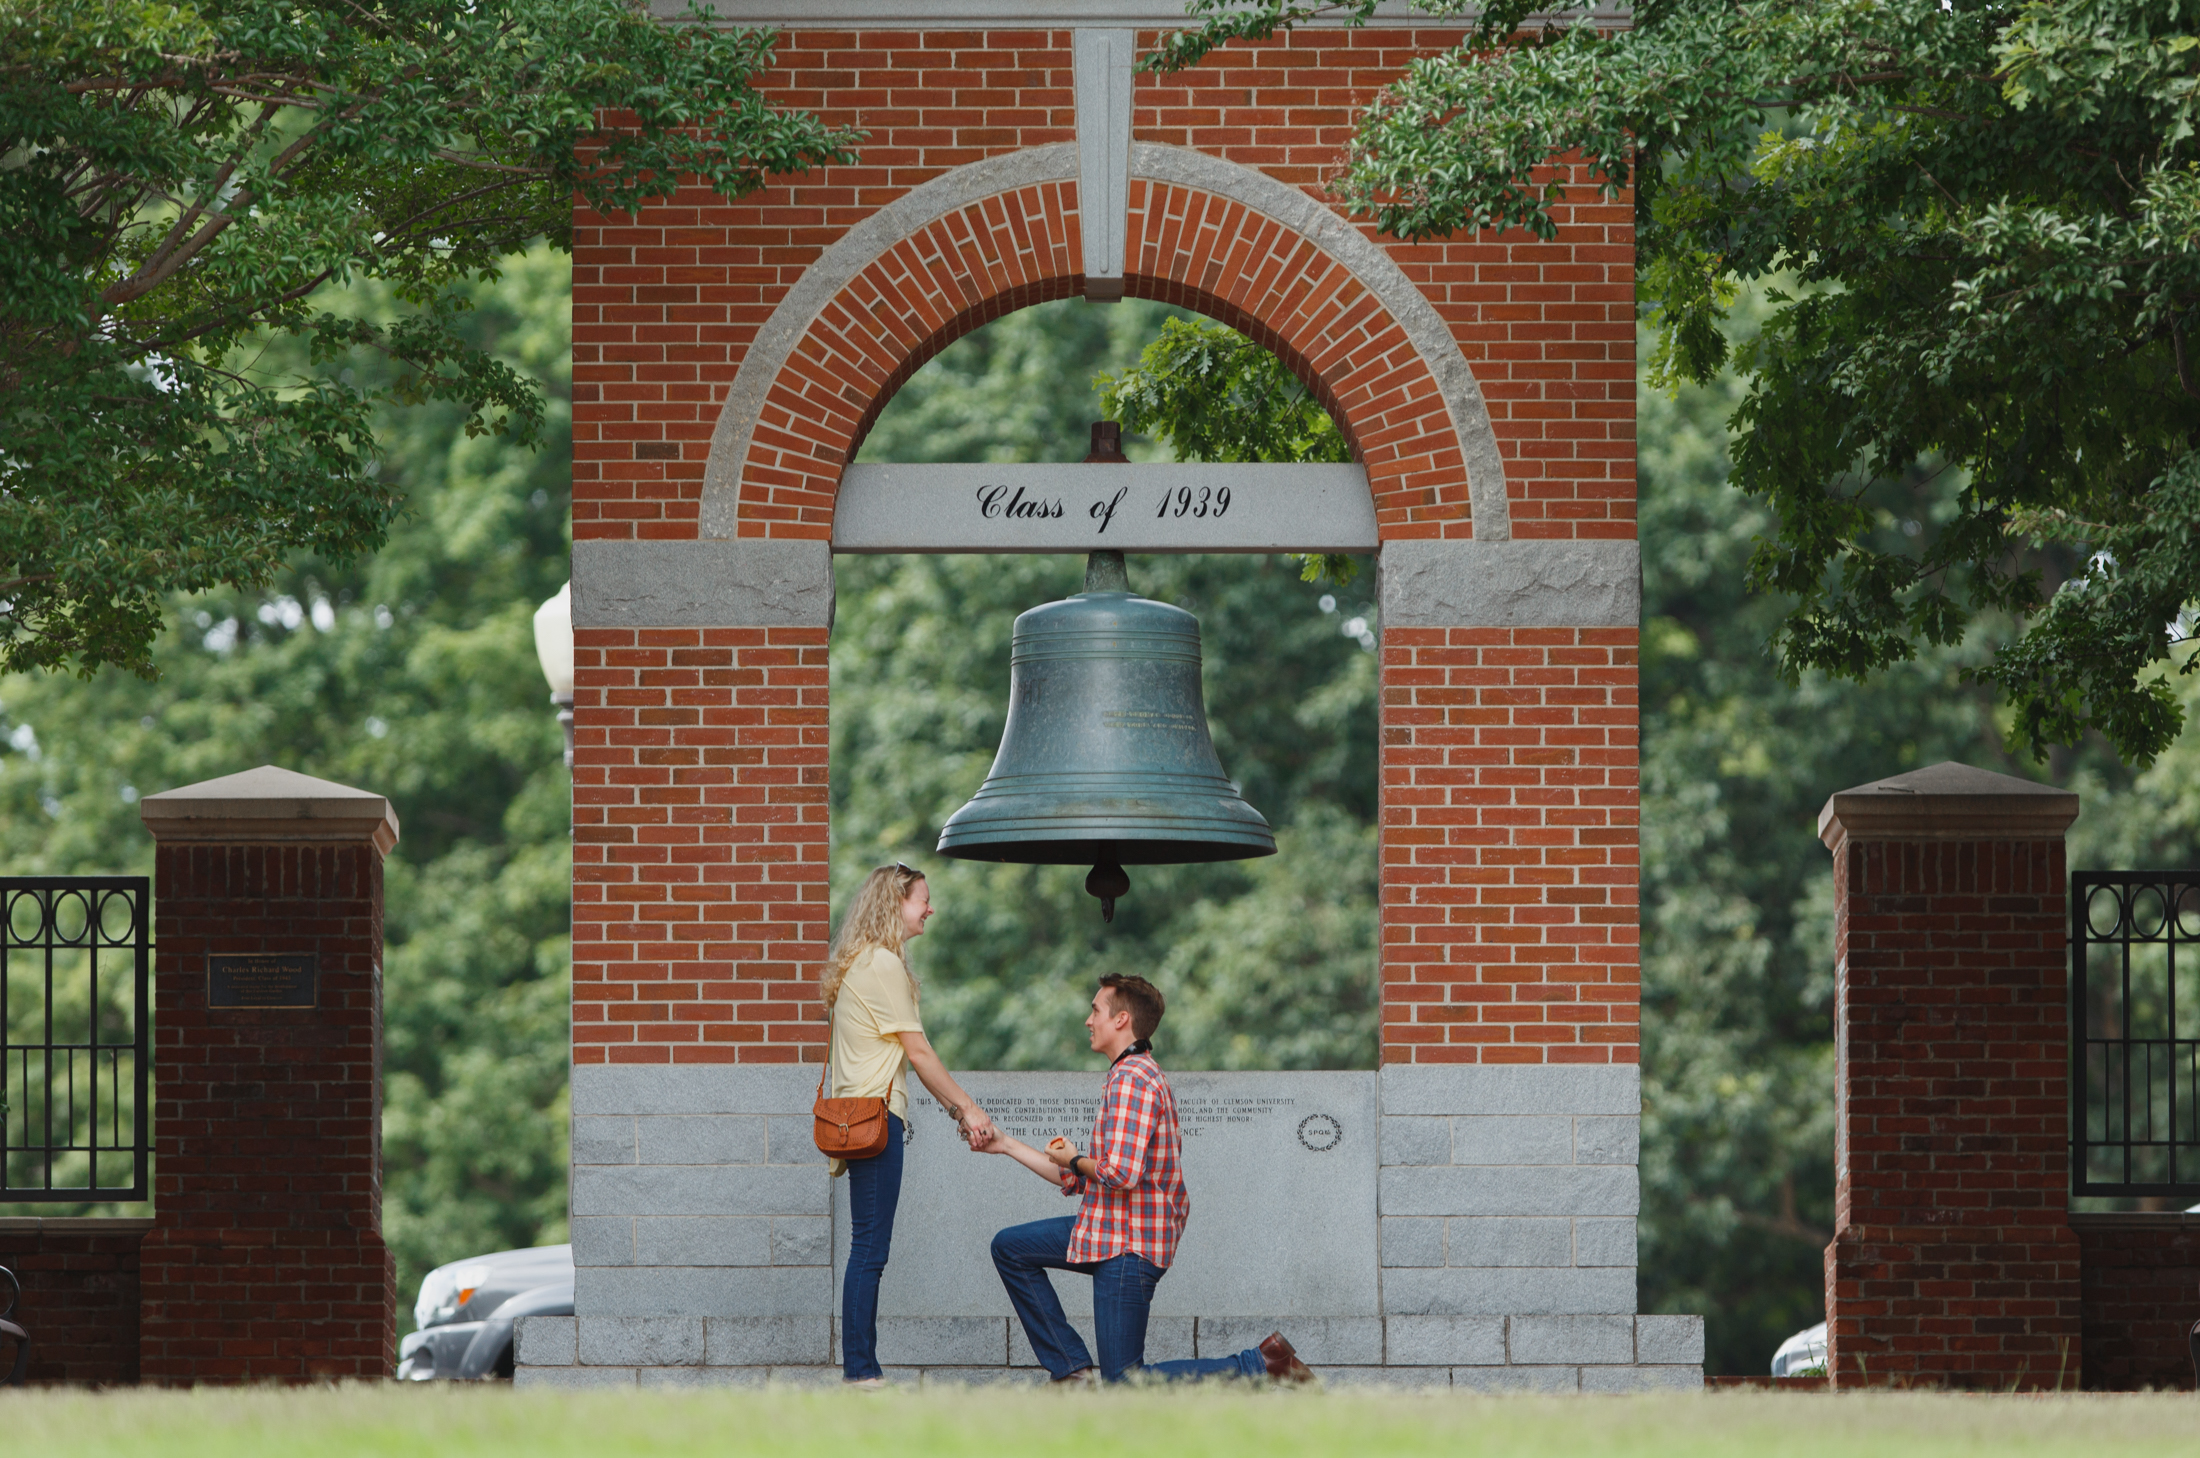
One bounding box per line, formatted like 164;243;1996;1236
1258;1331;1315;1384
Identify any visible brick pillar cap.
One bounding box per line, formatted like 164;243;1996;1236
1818;760;2077;854
140;764;399;854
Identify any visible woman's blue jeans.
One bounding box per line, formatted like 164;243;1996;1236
989;1216;1267;1383
840;1113;903;1380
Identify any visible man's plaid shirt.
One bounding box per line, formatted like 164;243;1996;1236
1062;1048;1190;1268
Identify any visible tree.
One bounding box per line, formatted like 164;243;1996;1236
1155;0;2200;765
1097;317;1360;587
0;247;577;1323
0;0;854;680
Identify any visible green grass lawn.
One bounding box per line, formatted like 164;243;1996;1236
1;1386;2190;1458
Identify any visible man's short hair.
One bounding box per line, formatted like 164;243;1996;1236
1098;974;1164;1041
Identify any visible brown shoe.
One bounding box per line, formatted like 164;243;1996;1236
1259;1331;1315;1383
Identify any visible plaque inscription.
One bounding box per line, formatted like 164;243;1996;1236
207;953;318;1009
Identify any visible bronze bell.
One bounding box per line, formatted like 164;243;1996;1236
936;424;1275;920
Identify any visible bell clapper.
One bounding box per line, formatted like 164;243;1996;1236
1086;859;1130;923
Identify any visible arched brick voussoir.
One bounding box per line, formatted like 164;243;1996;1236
701;142;1510;543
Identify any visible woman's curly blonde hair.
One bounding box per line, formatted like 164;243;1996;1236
820;863;925;1011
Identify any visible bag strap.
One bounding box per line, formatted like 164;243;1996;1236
815;1060;828;1103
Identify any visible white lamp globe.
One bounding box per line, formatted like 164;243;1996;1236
533;582;574;697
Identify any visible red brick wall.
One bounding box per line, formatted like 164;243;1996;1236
570;26;1635;1068
2075;1216;2200;1391
1825;837;2081;1389
572;627;830;1066
140;843;394;1382
1379;627;1640;1064
0;1219;148;1384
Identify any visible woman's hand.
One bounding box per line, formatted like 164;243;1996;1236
962;1107;994;1146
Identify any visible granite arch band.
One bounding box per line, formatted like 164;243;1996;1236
698;142;1512;544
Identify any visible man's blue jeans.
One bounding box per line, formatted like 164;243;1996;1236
990;1216;1268;1383
841;1114;904;1380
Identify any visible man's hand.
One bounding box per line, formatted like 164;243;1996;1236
969;1125;1006;1153
1044;1136;1077;1170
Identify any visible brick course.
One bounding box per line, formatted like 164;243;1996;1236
139;843;394;1382
571;25;1638;1071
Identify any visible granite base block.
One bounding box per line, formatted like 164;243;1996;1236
1634;1314;1706;1365
577;1315;706;1367
513;1365;638;1389
578;1263;829;1317
1453;1365;1582;1393
1510;1315;1635;1366
1381;1217;1444;1268
1379;1165;1639;1220
1380;1065;1640;1118
915;1367;1051;1388
1581;1364;1704;1393
877;1316;1008;1367
639;1366;770;1389
1381;1266;1637;1316
1384;1315;1507;1366
706;1316;832;1366
515;1315;577;1367
1321;1366;1454;1391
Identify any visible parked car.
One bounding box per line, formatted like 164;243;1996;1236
398;1244;574;1381
1770;1320;1828;1377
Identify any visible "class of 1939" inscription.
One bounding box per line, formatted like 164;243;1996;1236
833;462;1377;555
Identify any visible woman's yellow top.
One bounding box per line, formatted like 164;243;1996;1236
826;946;924;1173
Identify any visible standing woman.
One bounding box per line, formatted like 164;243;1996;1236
823;862;993;1389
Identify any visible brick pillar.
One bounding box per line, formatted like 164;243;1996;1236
1818;761;2082;1390
137;766;399;1383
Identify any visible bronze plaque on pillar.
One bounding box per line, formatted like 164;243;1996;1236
207;953;318;1009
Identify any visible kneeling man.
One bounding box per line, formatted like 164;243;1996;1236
974;974;1314;1386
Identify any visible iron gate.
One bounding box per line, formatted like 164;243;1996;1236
0;877;149;1202
2072;872;2200;1197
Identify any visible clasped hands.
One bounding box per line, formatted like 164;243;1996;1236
959;1118;1081;1189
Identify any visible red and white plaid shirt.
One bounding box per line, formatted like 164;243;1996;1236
1062;1048;1190;1269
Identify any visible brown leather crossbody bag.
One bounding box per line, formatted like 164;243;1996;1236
812;1064;890;1160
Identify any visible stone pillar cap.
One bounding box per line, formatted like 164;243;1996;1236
140;765;399;854
1818;760;2077;853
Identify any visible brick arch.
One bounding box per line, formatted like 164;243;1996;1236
699;143;1509;543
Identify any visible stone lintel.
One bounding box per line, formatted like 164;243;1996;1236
139;764;399;854
570;539;834;631
1817;760;2079;854
1379;540;1639;629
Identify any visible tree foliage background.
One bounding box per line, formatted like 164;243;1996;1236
1157;0;2200;767
8;264;2199;1368
0;248;577;1325
0;0;851;681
